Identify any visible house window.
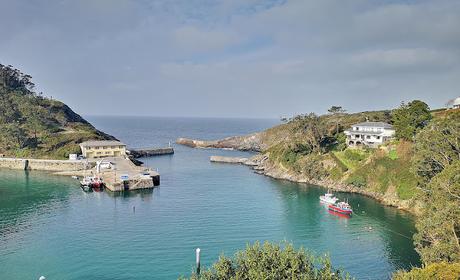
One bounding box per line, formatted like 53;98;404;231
366;135;371;139
376;136;381;140
97;152;102;155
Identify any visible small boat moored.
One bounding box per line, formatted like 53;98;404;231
80;176;104;192
328;201;353;216
319;191;338;205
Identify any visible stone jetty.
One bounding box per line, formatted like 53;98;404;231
129;147;174;158
210;156;258;166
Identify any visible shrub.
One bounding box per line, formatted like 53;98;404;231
388;149;398;160
392;262;460;280
346;175;367;188
299;155;328;180
343;149;366;162
182;241;352;280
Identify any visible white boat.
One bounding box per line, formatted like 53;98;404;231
319;191;338;204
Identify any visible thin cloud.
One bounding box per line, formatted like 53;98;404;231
0;0;459;118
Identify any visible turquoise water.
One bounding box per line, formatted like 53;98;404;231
0;117;420;279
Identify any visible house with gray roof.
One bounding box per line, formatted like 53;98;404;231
451;97;460;109
80;140;126;158
344;121;395;148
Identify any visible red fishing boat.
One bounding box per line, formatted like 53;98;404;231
80;176;104;191
328;201;353;216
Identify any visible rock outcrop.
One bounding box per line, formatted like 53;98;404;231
176;132;266;152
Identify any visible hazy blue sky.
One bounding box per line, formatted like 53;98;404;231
1;0;459;118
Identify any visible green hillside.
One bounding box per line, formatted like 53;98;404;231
257;102;451;203
0;64;115;159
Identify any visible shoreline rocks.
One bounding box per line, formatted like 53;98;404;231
208;154;421;215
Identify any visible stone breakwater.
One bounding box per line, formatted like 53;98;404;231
176;133;265;152
210;156;257;166
129;147;174;158
0;157;89;172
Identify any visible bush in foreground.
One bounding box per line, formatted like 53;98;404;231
182;241;351;280
392;262;460;280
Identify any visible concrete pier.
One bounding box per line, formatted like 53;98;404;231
129;147;174;158
96;157;160;191
210;156;258;166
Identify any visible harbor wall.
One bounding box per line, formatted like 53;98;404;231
129;147;174;158
0;158;88;171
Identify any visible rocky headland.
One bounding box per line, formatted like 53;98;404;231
176;115;422;215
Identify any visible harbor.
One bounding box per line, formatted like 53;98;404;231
0;116;421;279
0;140;172;192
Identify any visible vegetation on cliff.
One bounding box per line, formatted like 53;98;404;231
0;64;114;159
260;101;454;204
393;262;460;280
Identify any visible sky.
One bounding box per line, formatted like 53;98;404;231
1;0;459;118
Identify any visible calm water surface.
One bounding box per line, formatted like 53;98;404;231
0;117;420;279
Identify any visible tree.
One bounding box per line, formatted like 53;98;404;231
328;106;346;115
412;111;460;264
328;106;347;134
3;122;27;149
182;242;351;280
392;100;432;141
412;111;460;183
414;162;460;264
290;113;330;154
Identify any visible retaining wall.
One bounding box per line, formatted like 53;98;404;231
0;158;88;171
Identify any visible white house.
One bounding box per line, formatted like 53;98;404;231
344;121;395;148
452;97;460;109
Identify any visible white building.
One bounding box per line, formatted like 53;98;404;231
452;97;460;109
344;122;395;148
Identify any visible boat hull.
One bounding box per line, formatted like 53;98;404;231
328;205;353;216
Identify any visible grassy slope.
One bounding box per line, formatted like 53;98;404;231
0;91;115;159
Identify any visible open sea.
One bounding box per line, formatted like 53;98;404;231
0;116;420;279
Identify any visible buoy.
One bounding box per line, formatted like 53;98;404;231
39;277;46;280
